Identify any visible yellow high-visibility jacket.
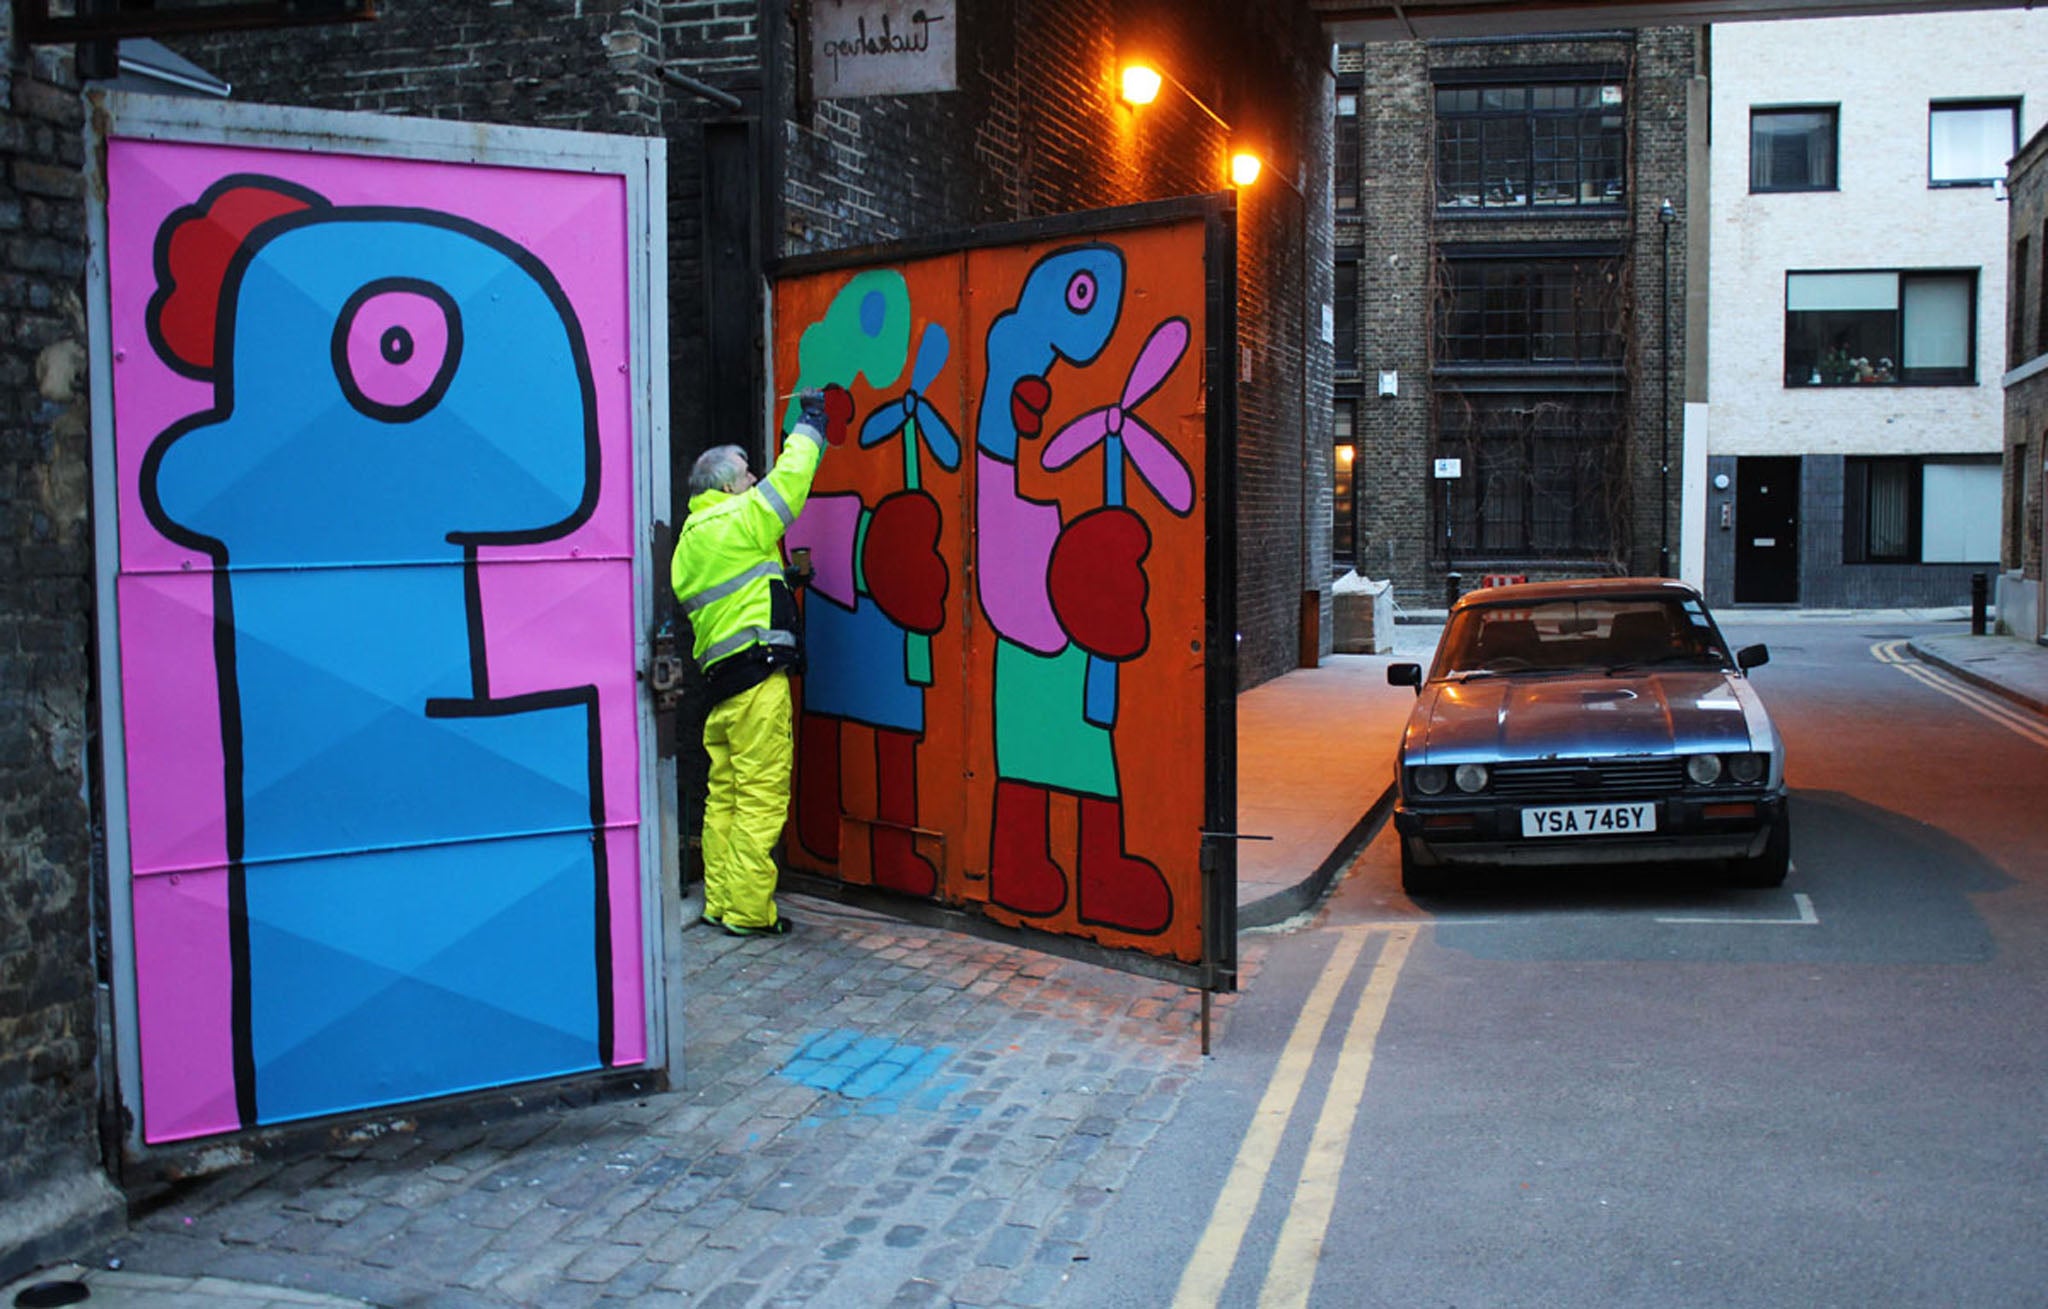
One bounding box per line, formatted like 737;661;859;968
671;424;825;703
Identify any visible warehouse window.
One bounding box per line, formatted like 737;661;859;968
1435;81;1626;210
1440;254;1624;366
1435;391;1624;559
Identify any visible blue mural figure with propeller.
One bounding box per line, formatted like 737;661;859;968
786;272;956;896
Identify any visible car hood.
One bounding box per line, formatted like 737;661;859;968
1406;669;1770;762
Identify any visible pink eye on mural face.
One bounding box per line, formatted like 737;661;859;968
333;280;463;423
1066;271;1097;313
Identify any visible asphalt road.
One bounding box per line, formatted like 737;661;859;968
1071;618;2048;1308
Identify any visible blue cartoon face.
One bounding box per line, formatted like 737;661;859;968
976;244;1126;462
147;213;596;566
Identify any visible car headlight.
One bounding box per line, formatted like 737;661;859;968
1685;754;1723;785
1728;752;1766;784
1412;765;1449;795
1454;763;1490;793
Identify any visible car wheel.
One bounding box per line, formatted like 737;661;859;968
1400;838;1451;897
1729;810;1791;888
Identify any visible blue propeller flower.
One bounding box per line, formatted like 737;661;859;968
859;323;960;491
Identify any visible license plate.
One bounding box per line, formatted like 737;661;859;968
1521;802;1656;837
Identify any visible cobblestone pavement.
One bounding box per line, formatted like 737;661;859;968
84;897;1267;1308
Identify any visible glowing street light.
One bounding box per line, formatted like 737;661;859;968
1121;59;1268;189
1120;63;1163;107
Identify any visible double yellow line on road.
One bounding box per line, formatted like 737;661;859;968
1872;641;2048;748
1174;926;1416;1309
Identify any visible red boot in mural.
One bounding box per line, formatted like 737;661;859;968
871;727;936;895
1076;795;1172;933
795;712;841;863
990;778;1067;916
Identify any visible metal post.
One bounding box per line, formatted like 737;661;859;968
1442;476;1454;601
1972;571;1989;636
1659;199;1675;579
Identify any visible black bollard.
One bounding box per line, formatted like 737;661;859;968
1971;571;1988;636
1445;571;1462;613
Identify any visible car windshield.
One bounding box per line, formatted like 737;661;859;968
1433;595;1731;680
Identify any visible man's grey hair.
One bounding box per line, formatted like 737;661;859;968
690;445;750;495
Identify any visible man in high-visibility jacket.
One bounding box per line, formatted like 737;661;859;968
672;391;828;936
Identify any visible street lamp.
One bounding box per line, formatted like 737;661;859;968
1120;59;1266;189
1659;197;1676;579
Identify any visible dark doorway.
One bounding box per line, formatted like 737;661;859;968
1734;456;1801;604
703;120;760;467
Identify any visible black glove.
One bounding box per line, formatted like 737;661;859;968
797;388;829;433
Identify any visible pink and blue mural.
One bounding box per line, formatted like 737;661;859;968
106;139;648;1143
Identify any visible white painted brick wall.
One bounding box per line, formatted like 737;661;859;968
1707;11;2048;458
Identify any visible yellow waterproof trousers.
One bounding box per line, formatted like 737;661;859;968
701;670;793;930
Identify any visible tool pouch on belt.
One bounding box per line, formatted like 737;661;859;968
702;572;804;706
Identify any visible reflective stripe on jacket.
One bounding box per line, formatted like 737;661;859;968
672;424;825;681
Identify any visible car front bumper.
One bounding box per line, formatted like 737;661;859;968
1393;792;1787;868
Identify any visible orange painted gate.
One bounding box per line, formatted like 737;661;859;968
770;198;1237;990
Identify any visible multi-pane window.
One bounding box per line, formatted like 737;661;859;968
2015;236;2032;368
1844;455;2000;563
1334;258;1359;374
1784;269;1977;387
1335;87;1360;212
1435;81;1626;210
1750;107;1838;192
1929;100;2018;187
2008;443;2028;568
2038;221;2048;355
1435;392;1625;558
1440;255;1624;365
1332;400;1357;564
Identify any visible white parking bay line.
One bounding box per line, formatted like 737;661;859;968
1654;890;1817;926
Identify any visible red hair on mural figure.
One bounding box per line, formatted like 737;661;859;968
148;176;326;376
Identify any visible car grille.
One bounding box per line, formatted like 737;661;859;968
1488;758;1686;799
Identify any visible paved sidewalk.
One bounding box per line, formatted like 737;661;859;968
1907;627;2048;715
38;907;1265;1309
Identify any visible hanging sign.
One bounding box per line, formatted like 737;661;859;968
810;0;957;99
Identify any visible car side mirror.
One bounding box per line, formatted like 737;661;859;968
1387;663;1423;693
1736;644;1769;671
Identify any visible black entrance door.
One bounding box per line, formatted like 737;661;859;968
1734;456;1800;604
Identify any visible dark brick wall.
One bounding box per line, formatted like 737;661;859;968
183;0;665;133
668;0;1332;688
0;8;118;1267
1343;29;1698;607
2005;124;2048;599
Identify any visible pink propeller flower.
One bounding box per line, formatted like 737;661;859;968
1041;317;1193;514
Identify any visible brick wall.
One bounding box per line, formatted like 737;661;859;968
668;0;1331;687
2003;122;2048;637
1345;29;1698;606
185;0;665;133
0;8;124;1276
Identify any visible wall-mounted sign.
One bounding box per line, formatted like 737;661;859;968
810;0;957;100
1434;458;1462;479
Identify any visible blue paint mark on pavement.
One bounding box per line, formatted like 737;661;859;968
782;1028;956;1116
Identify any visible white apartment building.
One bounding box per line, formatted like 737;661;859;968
1693;10;2048;609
